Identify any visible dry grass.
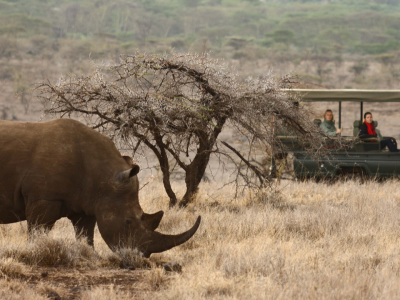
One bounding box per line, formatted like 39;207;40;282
0;279;47;300
144;268;168;291
1;180;400;298
0;258;26;278
79;285;139;300
0;233;97;268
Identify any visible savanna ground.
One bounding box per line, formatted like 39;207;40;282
2;179;400;299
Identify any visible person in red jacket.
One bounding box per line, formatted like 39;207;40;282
359;112;399;152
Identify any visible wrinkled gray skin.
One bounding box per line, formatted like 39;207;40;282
0;119;200;257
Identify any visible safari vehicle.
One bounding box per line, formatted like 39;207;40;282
277;89;400;180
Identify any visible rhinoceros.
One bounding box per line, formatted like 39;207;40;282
0;118;200;257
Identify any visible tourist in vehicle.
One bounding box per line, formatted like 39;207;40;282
359;112;399;152
320;109;342;136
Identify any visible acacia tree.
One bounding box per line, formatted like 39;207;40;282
37;52;325;207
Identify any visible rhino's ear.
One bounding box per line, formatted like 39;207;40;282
118;164;140;181
122;155;134;166
129;164;140;177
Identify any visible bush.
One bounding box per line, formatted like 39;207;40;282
272;29;296;45
349;61;369;75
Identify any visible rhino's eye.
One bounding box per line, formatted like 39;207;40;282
125;220;132;225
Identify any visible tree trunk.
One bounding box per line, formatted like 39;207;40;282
179;151;210;207
158;154;178;207
150;129;179;207
163;171;178;207
179;121;225;207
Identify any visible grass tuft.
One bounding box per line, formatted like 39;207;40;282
144;268;168;291
0;231;97;267
0;258;26;278
106;247;151;269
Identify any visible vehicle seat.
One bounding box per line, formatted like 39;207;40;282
353;120;378;137
353;120;361;137
314;119;321;127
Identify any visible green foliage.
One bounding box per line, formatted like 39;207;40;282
0;14;52;36
352;40;400;55
226;37;248;49
271;29;295;44
0;26;25;35
2;0;400;60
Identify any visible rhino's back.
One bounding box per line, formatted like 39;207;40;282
0;119;124;215
0;118;119;168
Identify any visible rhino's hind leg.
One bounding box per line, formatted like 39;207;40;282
68;214;96;246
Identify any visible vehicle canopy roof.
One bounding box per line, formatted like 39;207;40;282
289;89;400;102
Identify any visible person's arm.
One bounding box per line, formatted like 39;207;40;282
326;130;337;137
320;123;337;137
375;129;383;141
359;123;377;138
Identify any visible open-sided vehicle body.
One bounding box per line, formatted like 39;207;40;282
279;89;400;179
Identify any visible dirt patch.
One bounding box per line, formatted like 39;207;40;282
21;267;147;299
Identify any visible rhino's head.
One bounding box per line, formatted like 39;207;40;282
95;163;201;258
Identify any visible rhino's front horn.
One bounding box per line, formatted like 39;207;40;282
140;216;201;258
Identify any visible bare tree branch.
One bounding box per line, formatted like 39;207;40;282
221;141;267;185
37;52;327;207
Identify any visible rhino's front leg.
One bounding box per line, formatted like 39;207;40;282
68;214;96;246
26;200;63;233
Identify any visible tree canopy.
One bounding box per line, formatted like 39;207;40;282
38;52;326;206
